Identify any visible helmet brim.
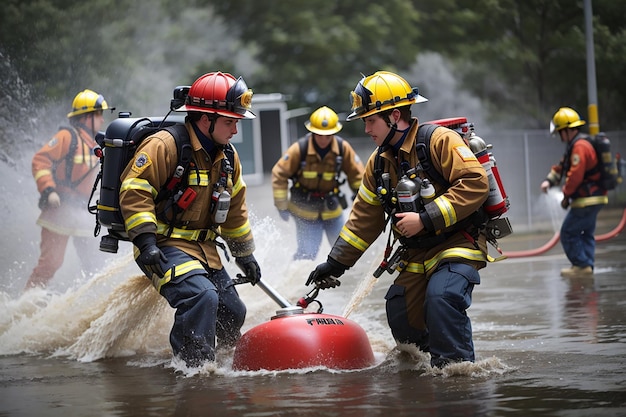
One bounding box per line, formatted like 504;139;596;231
175;104;256;119
346;94;428;121
305;121;342;135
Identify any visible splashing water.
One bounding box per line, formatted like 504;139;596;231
545;188;566;232
342;254;384;318
0;213;511;378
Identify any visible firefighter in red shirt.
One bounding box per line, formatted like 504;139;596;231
540;107;607;277
26;89;111;289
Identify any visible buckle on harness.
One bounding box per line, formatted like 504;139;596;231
197;229;210;241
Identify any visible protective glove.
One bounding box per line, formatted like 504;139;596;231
133;233;168;278
306;257;347;289
47;191;61;208
38;187;61;209
561;197;570;209
236;254;261;285
278;209;290;222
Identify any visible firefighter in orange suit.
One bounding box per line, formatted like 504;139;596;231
26;89;111;289
307;71;490;368
540;107;607;278
119;72;261;367
272;106;364;260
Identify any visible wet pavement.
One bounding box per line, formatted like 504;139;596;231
1;184;625;416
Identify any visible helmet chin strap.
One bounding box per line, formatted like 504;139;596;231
381;120;409;149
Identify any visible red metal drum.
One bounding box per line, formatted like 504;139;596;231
232;307;375;371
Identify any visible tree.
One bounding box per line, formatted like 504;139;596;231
210;0;423;113
412;0;626;129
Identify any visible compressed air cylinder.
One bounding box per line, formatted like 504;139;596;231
469;134;507;218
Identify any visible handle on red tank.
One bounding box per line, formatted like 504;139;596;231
235;274;291;308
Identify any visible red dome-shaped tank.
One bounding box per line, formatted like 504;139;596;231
232;306;375;371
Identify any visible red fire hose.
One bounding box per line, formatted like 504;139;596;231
503;207;626;258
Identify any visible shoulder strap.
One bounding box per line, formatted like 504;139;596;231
415;123;449;187
336;136;344;157
60;126;78;186
155;124;192;203
298;136;309;163
164;124;192;168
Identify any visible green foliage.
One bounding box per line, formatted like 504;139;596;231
1;0;625;142
412;0;626;129
210;0;422;113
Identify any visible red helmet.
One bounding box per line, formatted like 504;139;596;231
175;72;255;119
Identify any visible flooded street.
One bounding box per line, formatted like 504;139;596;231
1;180;625;416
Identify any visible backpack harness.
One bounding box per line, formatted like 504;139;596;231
89;120;235;255
372;123;505;276
290;135;347;209
562;133;622;194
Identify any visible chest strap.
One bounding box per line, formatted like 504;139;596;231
156;222;218;242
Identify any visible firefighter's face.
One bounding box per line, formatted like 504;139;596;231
363;114;391;147
87;111;105;133
209;115;239;145
312;133;333;149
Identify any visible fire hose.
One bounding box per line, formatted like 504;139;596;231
503;207;626;258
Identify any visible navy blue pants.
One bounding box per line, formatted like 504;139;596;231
386;262;479;368
138;246;246;367
560;204;603;269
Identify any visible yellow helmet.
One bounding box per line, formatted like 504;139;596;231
67;89;110;118
550;107;586;135
346;71;427;121
305;106;342;135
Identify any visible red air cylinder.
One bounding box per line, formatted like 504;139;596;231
232;307;375;371
469;134;508;217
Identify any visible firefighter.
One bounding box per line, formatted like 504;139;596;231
307;71;490;368
540;107;607;278
272;106;364;260
26;89;111;290
118;72;262;367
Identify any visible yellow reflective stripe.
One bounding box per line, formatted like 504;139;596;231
125;211;157;231
404;262;425;274
288;203;319;220
72;155;94;164
358;184;382;206
570;195;608;208
121;178;158;198
34;169;52;181
405;247;486;274
221;220;251;239
433;195;456;227
188;170;210;186
154;259;205;292
273;189;288;199
320;206;343;220
350;180;362;190
301;171;335;181
232;174;246;197
339;226;370;252
156;222;218;241
97;203;118;212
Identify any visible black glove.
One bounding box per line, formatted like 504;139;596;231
133;233;168;278
306;257;347;289
236;254;261;285
278;209;290;221
561;197;570;209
